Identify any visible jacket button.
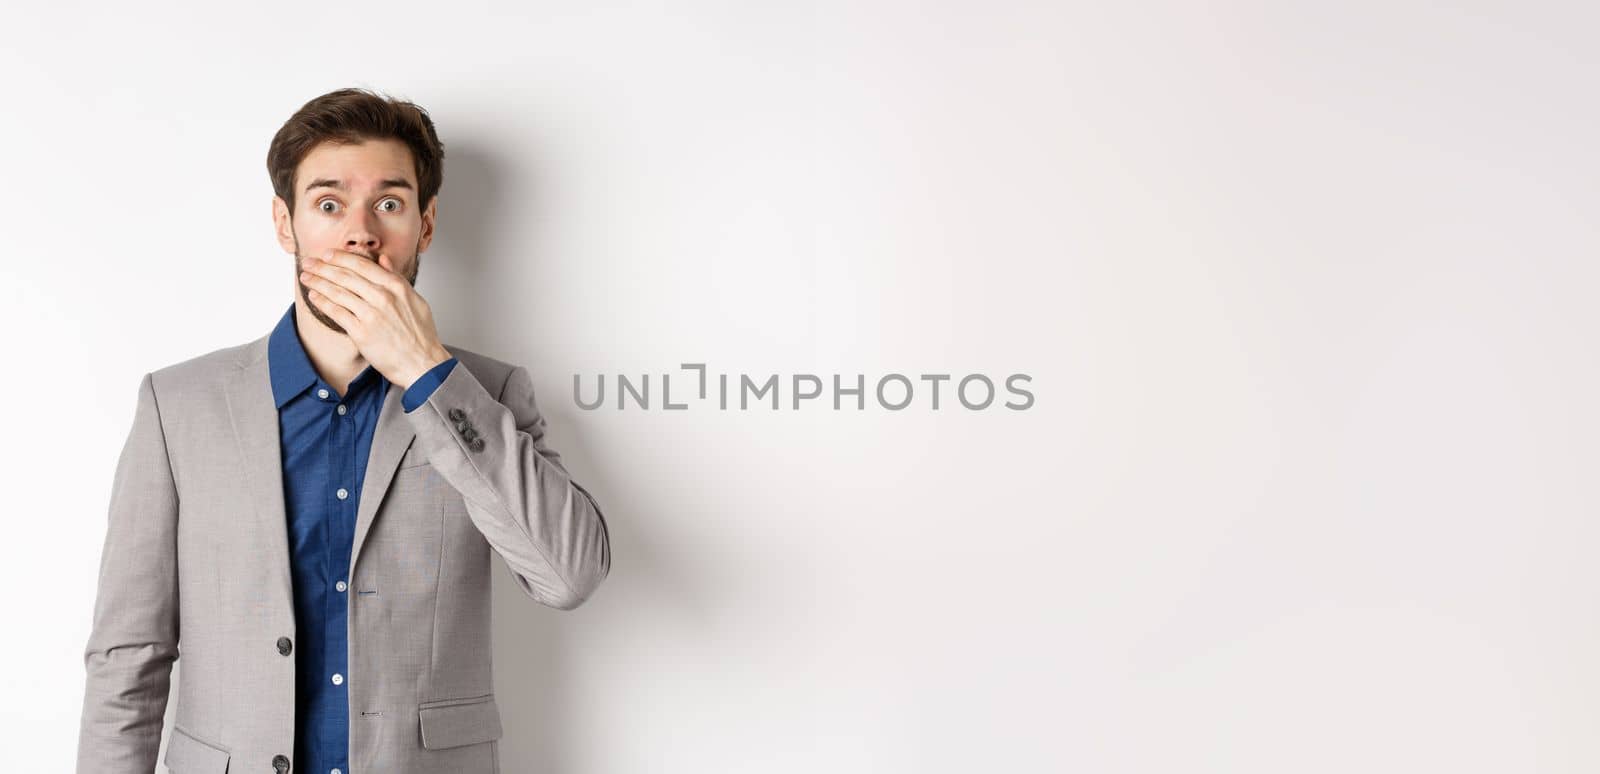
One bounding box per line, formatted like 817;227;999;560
469;437;486;453
276;637;293;656
448;407;467;421
272;753;291;772
462;426;480;442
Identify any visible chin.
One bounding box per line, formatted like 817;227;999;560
299;283;348;334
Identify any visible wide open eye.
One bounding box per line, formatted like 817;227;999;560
318;199;341;214
377;197;402;213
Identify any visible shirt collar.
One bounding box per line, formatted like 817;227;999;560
267;302;384;409
267;302;319;409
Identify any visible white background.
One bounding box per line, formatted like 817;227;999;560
2;1;1597;771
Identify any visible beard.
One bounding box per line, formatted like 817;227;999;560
292;230;422;335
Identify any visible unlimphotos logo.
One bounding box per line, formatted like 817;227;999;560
574;364;1034;411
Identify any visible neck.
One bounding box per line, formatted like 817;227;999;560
293;287;370;398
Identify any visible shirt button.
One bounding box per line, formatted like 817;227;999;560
331;673;344;686
332;769;343;774
336;487;348;500
336;580;347;592
337;404;347;415
317;388;330;399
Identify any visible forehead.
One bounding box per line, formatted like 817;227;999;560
295;138;416;190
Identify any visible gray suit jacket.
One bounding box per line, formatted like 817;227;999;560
76;329;612;773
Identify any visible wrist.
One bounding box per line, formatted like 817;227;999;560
404;346;452;390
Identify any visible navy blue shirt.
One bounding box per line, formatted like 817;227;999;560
267;302;457;774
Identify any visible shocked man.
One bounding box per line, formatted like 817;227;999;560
77;88;612;774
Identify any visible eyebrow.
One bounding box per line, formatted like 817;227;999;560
303;177;415;194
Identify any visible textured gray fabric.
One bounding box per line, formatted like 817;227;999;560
77;330;612;773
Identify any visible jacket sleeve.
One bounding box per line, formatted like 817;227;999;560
404;361;612;610
77;371;180;773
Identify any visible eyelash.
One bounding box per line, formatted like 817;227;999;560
317;198;403;214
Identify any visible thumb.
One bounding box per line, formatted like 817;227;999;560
378;254;393;271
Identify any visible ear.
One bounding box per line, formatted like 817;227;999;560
272;196;296;254
417;197;438;253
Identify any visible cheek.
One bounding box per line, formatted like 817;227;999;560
386;219;422;243
293;214;339;242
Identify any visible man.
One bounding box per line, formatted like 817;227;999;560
76;88;612;774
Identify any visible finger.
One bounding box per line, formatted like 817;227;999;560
307;288;357;330
302;267;375;321
323;248;406;293
306;256;390;311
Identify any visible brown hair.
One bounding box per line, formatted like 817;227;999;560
267;88;445;214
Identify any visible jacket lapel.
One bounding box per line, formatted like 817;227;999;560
350;376;416;578
223;330;417;603
223;333;295;612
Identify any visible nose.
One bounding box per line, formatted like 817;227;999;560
344;211;381;257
